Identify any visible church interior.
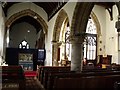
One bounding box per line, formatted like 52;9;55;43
1;1;120;90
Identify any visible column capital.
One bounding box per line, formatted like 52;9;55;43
69;35;85;44
51;40;62;46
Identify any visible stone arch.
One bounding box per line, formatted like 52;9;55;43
52;9;68;41
71;2;94;36
91;11;101;36
70;2;94;71
52;9;69;63
5;9;48;34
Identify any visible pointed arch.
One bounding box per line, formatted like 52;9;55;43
70;2;94;71
71;2;94;36
91;11;101;36
5;9;48;34
52;9;69;63
52;9;68;41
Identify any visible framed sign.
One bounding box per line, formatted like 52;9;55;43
38;49;45;60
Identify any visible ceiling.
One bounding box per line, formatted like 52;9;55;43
1;2;116;33
2;2;68;20
2;2;115;20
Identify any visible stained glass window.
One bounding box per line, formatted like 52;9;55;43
19;40;30;49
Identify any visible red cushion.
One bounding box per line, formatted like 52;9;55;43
24;71;37;77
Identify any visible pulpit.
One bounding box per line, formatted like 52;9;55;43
99;55;112;64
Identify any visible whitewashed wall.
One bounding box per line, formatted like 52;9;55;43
45;17;56;66
62;2;77;27
106;5;119;63
92;5;106;55
0;4;5;64
93;5;119;64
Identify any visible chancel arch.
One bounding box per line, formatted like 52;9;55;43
5;9;48;48
5;9;48;34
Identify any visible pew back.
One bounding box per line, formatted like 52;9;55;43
1;65;25;90
38;66;70;83
47;71;120;90
1;65;24;79
52;74;120;90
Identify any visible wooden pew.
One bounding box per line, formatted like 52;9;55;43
43;70;71;89
39;65;120;89
52;74;120;90
1;65;25;90
47;71;120;90
38;66;70;84
2;66;24;79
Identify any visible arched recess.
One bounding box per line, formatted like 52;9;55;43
52;9;69;64
5;9;48;34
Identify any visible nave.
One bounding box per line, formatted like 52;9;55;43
1;1;120;90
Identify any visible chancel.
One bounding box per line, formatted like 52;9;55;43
1;1;120;90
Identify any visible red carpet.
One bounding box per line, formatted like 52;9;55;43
24;71;37;77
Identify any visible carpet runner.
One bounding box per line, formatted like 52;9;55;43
24;71;37;77
25;77;45;90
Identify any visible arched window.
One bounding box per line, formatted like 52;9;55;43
83;18;97;61
65;26;71;60
59;21;71;61
19;40;30;49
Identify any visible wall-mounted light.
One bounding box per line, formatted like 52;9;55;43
27;30;30;33
33;15;37;19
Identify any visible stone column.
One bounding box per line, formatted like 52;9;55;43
52;41;61;66
70;36;84;72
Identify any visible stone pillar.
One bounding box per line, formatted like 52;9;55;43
70;36;84;72
52;41;61;66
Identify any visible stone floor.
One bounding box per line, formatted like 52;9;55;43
1;77;45;90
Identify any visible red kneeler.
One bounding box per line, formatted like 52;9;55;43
24;71;37;77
